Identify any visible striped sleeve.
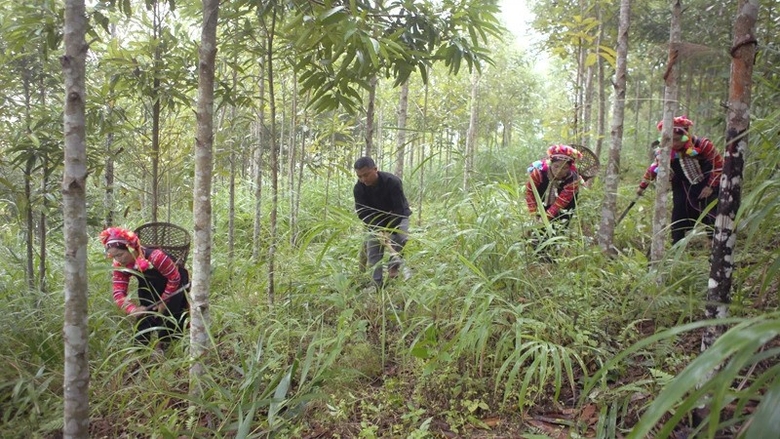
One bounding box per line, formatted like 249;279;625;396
525;169;544;214
698;138;723;187
546;177;579;219
111;269;135;314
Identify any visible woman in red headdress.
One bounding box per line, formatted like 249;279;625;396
99;227;189;347
636;116;723;243
526;144;583;224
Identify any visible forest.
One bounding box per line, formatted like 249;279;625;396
1;0;779;437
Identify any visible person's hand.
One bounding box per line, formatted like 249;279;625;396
154;302;166;313
699;186;714;199
636;187;645;196
129;305;147;316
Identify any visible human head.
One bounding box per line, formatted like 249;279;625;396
657;116;694;150
546;145;581;179
354;156;379;186
99;227;141;265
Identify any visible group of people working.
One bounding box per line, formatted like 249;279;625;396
526;115;722;244
100;115;723;346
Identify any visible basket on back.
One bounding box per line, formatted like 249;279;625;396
134;222;191;266
572;145;600;181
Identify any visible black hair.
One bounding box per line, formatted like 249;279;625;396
354;156;376;170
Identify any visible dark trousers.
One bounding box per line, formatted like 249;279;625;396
365;218;409;285
135;267;190;345
671;183;718;244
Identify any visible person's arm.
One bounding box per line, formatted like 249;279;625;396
546;176;579;219
148;249;182;303
111;269;136;314
385;179;408;228
698;138;724;188
354;185;378;226
525;169;543;215
637;162;659;195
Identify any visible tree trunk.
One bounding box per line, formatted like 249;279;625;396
150;4;162;223
693;0;758;425
418;83;429;226
38;157;48;293
267;11;278;305
288;71;298;246
190;0;219;397
294;122;306;246
228;69;238;265
25;160;34;290
463;71;479;191
595;5;606;159
103;129;116;228
395;80;409;178
229;148;236;263
650;1;683;267
597;0;630;254
252;60;265;263
365;75;377;156
701;0;758;363
582;53;595;147
61;0;90;436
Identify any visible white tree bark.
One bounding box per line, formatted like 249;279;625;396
395;80;410;178
191;0;219;395
597;0;630;254
650;1;683;268
463;71;480;191
62;0;90;436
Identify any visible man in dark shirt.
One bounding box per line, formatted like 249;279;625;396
353;156;412;286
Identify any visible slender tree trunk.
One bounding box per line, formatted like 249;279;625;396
38;157;48;293
693;0;758;426
633;73;640;149
25;161;34;290
597;0;630;254
190;0;219;397
61;0;89;435
288;72;298;246
701;0;758;367
418;83;429;226
22;66;35;291
582;53;595;147
294;122;306;246
252;61;266;263
103;129;116;228
37;78;49;293
229;148;236;263
395;80;409;178
463;71;479;190
595;5;606;158
228;70;238;265
151;4;162;223
365;75;377;156
267;11;278;305
651;1;683;267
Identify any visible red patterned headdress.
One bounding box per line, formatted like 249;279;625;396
546;144;582;163
99;227;151;270
99;227;141;252
657;116;694;133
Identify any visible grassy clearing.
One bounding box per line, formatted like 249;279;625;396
1;147;779;438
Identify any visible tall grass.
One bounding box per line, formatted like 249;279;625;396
1;137;779;437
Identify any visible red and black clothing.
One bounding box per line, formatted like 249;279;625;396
639;136;723;243
526;167;580;223
112;247;189;344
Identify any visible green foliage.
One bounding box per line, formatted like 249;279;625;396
285;0;503;113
